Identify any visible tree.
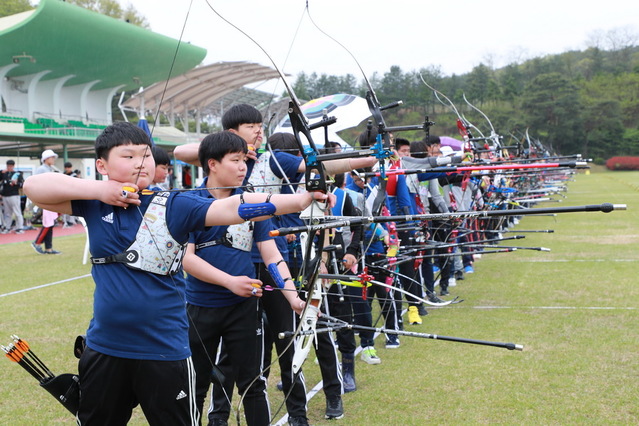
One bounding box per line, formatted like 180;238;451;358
499;64;524;102
0;0;33;17
520;72;584;154
378;66;411;107
581;99;624;158
466;63;497;106
292;72;312;101
66;0;149;28
414;66;444;115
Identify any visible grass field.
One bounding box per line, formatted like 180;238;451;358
1;169;637;425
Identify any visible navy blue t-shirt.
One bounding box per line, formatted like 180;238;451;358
72;191;213;361
186;184;272;308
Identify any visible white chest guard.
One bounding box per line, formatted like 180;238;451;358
405;173;420;195
248;152;282;194
90;192;185;276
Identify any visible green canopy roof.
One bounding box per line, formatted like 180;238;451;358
0;0;206;91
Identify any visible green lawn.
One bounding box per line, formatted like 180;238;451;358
1;170;637;425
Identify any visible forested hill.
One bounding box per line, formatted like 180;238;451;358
293;44;639;161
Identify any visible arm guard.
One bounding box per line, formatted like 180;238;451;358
267;261;291;289
237;193;276;220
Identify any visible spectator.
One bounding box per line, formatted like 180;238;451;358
1;159;25;234
64;162;79;178
32;149;61;254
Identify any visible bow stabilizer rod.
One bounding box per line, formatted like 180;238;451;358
279;322;523;351
270;203;626;237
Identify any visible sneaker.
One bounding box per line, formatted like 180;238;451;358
31;242;45;254
440;288;449;296
45;249;61;255
385;335;400;349
408;306;422;325
360;346;381;364
325;395;344;420
276;381;283;391
464;265;474;274
209;419;228;426
0;228;8;234
417;304;428;316
432;265;440;274
288;416;310;426
454;270;464;280
15;229;24;234
448;277;457;287
428;294;445;304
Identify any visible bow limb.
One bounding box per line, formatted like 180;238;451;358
369;279;454;307
318;271;454;307
291;302;320;374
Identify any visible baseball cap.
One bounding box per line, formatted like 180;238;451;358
41;149;58;162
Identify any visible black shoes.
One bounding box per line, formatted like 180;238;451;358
417;304;428;316
325;395;344;420
288;416;309;426
428;294;445;304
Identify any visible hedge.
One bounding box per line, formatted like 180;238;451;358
605;156;639;170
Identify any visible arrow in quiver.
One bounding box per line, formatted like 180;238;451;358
3;335;79;414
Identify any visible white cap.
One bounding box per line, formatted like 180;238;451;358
41;149;58;162
440;146;455;157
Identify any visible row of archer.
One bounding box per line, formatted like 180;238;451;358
165;105;571;424
243;98;585;420
4;102;579;425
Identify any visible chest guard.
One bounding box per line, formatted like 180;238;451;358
195;221;254;252
248;152;282;194
91;192;185;276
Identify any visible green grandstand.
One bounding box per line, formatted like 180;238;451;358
0;0;207;159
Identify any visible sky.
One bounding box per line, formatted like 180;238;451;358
120;0;639;86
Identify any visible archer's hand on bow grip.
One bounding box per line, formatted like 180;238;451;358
309;190;336;209
101;182;140;209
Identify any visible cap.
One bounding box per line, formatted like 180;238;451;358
41;149;58;162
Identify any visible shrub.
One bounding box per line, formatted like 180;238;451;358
593;157;605;165
605;156;639;170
